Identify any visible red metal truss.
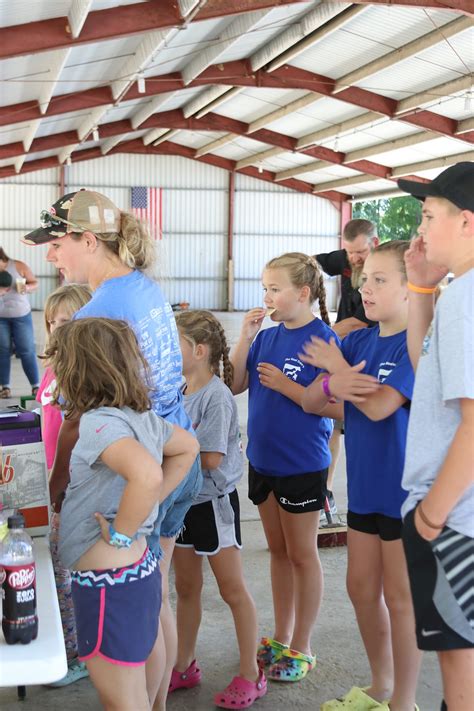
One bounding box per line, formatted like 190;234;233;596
0;1;315;61
0;139;347;203
0;108;394;181
1;60;471;147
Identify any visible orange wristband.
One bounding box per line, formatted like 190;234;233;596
407;282;437;295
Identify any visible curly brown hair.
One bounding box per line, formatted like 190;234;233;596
265;252;331;325
44;318;152;418
175;310;234;388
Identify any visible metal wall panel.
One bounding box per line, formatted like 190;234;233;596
0;155;341;312
69;154;229;190
233;179;340;310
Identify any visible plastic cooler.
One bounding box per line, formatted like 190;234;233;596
0;406;49;536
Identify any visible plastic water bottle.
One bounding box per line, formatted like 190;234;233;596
0;512;38;644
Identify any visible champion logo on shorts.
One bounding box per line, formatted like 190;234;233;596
279;496;319;508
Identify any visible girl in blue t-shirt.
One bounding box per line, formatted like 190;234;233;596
302;241;421;711
232;252;338;684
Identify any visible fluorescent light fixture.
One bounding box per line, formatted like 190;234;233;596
92;127;99;142
66;156;72;166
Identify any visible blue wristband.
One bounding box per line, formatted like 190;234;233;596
108;524;133;548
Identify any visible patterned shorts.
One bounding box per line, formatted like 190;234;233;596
71;548;161;665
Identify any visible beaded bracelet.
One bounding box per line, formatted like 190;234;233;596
407;282;437;295
417;501;446;530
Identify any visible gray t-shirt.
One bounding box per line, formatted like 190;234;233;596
59;406;174;568
183;375;243;503
401;269;474;536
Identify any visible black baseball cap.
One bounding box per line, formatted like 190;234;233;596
23;190;121;246
397;161;474;211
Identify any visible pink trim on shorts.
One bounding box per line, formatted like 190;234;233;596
97;652;145;667
79;587;105;661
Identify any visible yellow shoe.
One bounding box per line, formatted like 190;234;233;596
320;686;386;710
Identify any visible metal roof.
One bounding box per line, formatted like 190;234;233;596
0;0;472;202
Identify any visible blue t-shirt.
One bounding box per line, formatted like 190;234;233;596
342;327;414;519
247;318;338;476
75;270;192;432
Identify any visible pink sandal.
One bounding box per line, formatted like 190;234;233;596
214;670;267;709
169;659;201;693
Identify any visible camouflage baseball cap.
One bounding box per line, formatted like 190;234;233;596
23;190;121;245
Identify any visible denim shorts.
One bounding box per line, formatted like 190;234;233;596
147;454;202;558
71;548;161;666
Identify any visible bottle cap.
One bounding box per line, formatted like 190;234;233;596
7;513;25;529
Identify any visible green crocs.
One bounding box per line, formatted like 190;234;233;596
257;637;289;669
320;687;388;710
267;648;316;682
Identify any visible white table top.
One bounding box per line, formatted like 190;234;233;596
0;536;68;686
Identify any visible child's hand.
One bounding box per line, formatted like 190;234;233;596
300;336;346;373
328;363;380;403
240;308;266;343
405;235;448;288
257;362;287;392
414;504;441;542
95;512;111;543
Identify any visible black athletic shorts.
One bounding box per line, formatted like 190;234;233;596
175;489;242;555
347;510;402;541
248;463;328;514
402;507;474;651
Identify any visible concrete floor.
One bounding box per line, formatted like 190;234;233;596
0;310;443;710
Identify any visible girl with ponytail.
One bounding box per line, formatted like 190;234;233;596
171;310;265;709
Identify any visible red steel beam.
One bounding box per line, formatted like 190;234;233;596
0;2;182;61
2;60;469;148
0;139;347;203
0;108;394;182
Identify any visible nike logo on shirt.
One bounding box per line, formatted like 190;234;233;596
95;424;108;434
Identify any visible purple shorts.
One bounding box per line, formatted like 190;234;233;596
71;548;161;666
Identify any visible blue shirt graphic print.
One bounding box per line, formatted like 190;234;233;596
75;270;192;432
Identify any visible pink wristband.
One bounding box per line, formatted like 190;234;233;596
321;375;332;399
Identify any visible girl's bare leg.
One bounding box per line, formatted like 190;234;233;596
152;536;177;711
346;528;393;702
279;507;322;656
381;538;422;711
209;547;259;681
86;656;150;711
173;547;204;671
258;495;294;645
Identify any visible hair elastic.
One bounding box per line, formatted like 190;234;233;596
417;501;445;530
407;282;437;295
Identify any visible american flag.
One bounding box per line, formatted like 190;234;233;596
130;187;163;240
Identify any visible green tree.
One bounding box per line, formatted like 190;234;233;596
353;196;421;242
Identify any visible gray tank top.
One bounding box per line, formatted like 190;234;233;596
0;260;31;318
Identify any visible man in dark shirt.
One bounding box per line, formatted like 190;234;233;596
316;218;378;338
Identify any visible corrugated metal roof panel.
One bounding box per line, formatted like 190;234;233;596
369;136;473;168
288;5;459;80
0;51;65;106
215;88;309;124
0;0;144;28
145;17;233;76
266;100;367;138
214;4;317;64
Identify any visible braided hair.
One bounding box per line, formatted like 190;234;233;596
265;252;331;326
175;310;234;388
